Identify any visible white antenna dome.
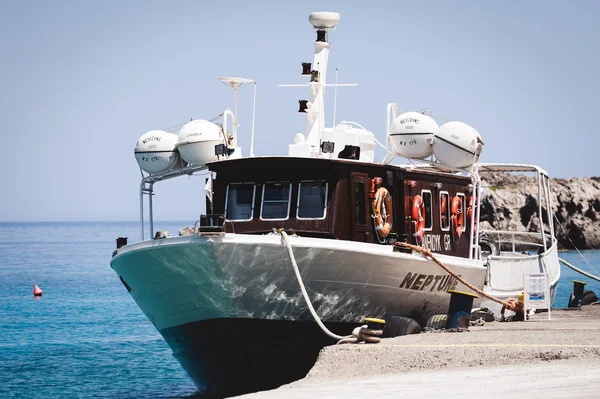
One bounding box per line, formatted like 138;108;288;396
389;112;438;159
176;120;225;166
433;121;483;169
134;130;180;174
309;12;340;29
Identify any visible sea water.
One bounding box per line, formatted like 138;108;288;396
1;222;600;398
0;222;197;398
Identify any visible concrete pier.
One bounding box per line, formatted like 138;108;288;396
238;306;600;398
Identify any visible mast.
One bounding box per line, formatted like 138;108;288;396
303;12;340;148
217;77;253;149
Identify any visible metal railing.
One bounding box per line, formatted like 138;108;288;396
479;229;554;255
139;164;209;241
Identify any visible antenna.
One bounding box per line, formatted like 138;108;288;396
279;12;358;157
218;77;253;148
250;82;257;157
333;68;338;127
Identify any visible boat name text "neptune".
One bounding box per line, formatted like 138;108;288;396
421;234;452;251
399;272;461;291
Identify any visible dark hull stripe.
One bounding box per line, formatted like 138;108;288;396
389;132;433;136
160;318;360;398
434;135;476;156
134;150;176;154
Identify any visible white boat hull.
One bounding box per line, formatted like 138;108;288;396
111;233;487;331
110;233;486;396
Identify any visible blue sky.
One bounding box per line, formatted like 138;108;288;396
1;0;598;221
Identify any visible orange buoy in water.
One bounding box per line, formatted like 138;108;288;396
33;283;43;297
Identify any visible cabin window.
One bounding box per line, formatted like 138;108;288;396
440;191;450;231
297;181;328;219
261;182;292;220
421;190;433;231
225;183;256;221
354;182;366;225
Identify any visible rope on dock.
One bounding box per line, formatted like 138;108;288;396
278;229;356;342
395;242;524;314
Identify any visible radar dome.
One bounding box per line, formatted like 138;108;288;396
176;119;225;166
433;121;483;169
389;112;438;159
309;12;340;29
134;130;180;174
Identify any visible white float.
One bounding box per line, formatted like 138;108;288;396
176;120;226;166
388;112;438;159
433;121;483;169
134;130;180;174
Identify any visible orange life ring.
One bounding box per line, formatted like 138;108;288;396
373;187;393;238
440;195;448;228
467;195;477;234
450;195;463;243
411;195;425;244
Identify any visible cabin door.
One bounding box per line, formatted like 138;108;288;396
349;172;371;242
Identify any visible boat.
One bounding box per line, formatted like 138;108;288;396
110;11;560;398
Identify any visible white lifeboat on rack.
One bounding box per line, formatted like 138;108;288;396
134;130;181;174
433;121;484;169
175;119;227;166
388;112;438;159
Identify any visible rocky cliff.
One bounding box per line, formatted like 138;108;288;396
480;173;600;249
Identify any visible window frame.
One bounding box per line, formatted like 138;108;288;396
260;181;292;221
296;180;329;220
421;189;433;231
224;182;256;222
439;191;450;232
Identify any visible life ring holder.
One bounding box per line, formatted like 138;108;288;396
411;195;426;245
373;187;393;242
450;195;463;243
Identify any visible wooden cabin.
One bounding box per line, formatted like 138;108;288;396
208;157;475;258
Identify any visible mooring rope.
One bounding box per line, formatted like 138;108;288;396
553;214;600;279
558;258;600;283
278;229;355;342
395;242;524;313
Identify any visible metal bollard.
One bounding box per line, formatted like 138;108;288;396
568;280;587;308
359;317;385;344
446;290;479;329
364;317;385;331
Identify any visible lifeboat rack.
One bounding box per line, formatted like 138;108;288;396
139;164;208;241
